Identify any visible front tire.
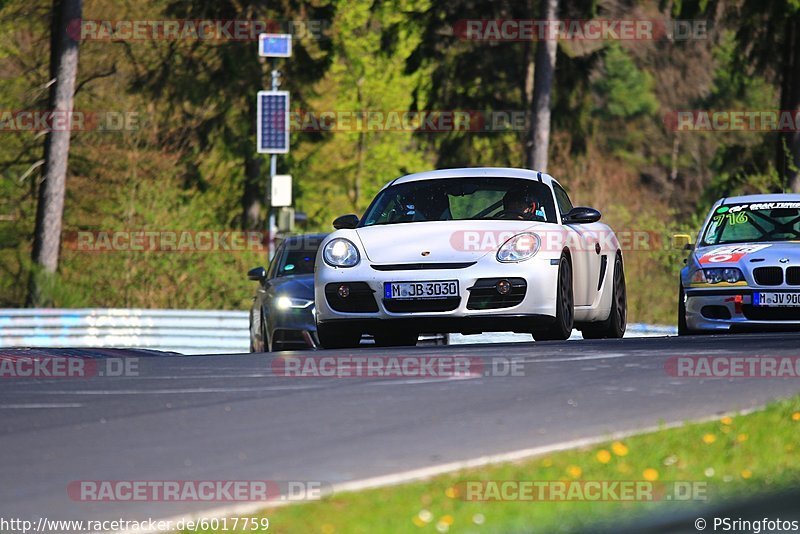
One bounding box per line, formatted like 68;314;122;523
582;254;627;339
677;283;691;336
317;322;362;349
533;255;574;341
250;314;265;353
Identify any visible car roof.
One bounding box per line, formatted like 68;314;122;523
719;193;800;204
386;167;561;190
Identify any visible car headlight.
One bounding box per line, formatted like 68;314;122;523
691;268;744;284
323;238;360;267
497;233;541;263
276;296;314;310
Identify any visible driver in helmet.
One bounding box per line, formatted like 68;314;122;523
500;187;545;221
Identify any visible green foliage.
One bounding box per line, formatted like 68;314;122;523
592;43;658;120
292;0;433;228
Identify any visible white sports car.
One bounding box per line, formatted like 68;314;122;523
314;167;627;348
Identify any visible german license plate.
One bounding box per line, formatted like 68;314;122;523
384;281;459;300
754;292;800;307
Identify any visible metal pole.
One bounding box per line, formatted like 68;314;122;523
268;154;277;260
267;69;281;261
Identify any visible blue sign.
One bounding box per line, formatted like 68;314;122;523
259;33;292;57
257;91;289;154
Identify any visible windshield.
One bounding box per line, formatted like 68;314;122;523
276;238;323;276
361;177;558;226
701;201;800;246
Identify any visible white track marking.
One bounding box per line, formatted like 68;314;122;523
111;407;759;534
0;403;84;409
12;385;324;395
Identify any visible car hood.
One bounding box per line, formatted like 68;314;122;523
354;220;550;264
693;241;800;269
271;274;314;299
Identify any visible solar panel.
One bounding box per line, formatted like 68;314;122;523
257;91;289;154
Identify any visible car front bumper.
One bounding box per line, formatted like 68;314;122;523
684;287;800;332
315;257;560;334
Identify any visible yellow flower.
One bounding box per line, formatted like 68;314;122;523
720;416;733;425
596;449;612;464
643;468;659;481
741;469;752;479
792;412;800;421
412;516;426;528
702;433;717;444
736;433;748;442
611;441;629;457
445;486;458;499
567;465;582;478
440;515;454;526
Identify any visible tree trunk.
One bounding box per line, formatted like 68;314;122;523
28;0;82;306
527;0;559;172
779;13;800;192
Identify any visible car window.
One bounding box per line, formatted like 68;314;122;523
553;183;573;215
361;177;558;225
702;202;800;245
266;243;284;279
277;239;321;276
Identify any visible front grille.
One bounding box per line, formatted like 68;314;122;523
371;262;476;271
787;267;800;286
742;305;800;321
467;278;527;310
325;282;378;312
383;297;460;313
753;267;783;286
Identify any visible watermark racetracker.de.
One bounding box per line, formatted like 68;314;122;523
67;18;329;41
666;356;800;378
459;480;708;501
0;354;138;378
62;230;269;253
67;479;326;502
271;355;525;378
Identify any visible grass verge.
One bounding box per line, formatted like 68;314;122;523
187;395;800;534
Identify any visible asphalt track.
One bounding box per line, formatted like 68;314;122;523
2;333;800;529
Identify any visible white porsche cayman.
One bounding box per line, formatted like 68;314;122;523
314;168;627;348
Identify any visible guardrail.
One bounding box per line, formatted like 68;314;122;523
0;308;249;355
0;309;677;355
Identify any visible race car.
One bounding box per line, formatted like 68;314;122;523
677;193;800;334
314;167;627;348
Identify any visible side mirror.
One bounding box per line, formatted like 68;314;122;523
333;214;359;229
247;266;267;282
672;234;694;251
562;207;601;224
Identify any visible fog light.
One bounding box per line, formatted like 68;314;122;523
496;280;512;295
337;284;351;298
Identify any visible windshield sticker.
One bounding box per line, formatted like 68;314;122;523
712;212;749;225
698;244;771;264
729;202;800;212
